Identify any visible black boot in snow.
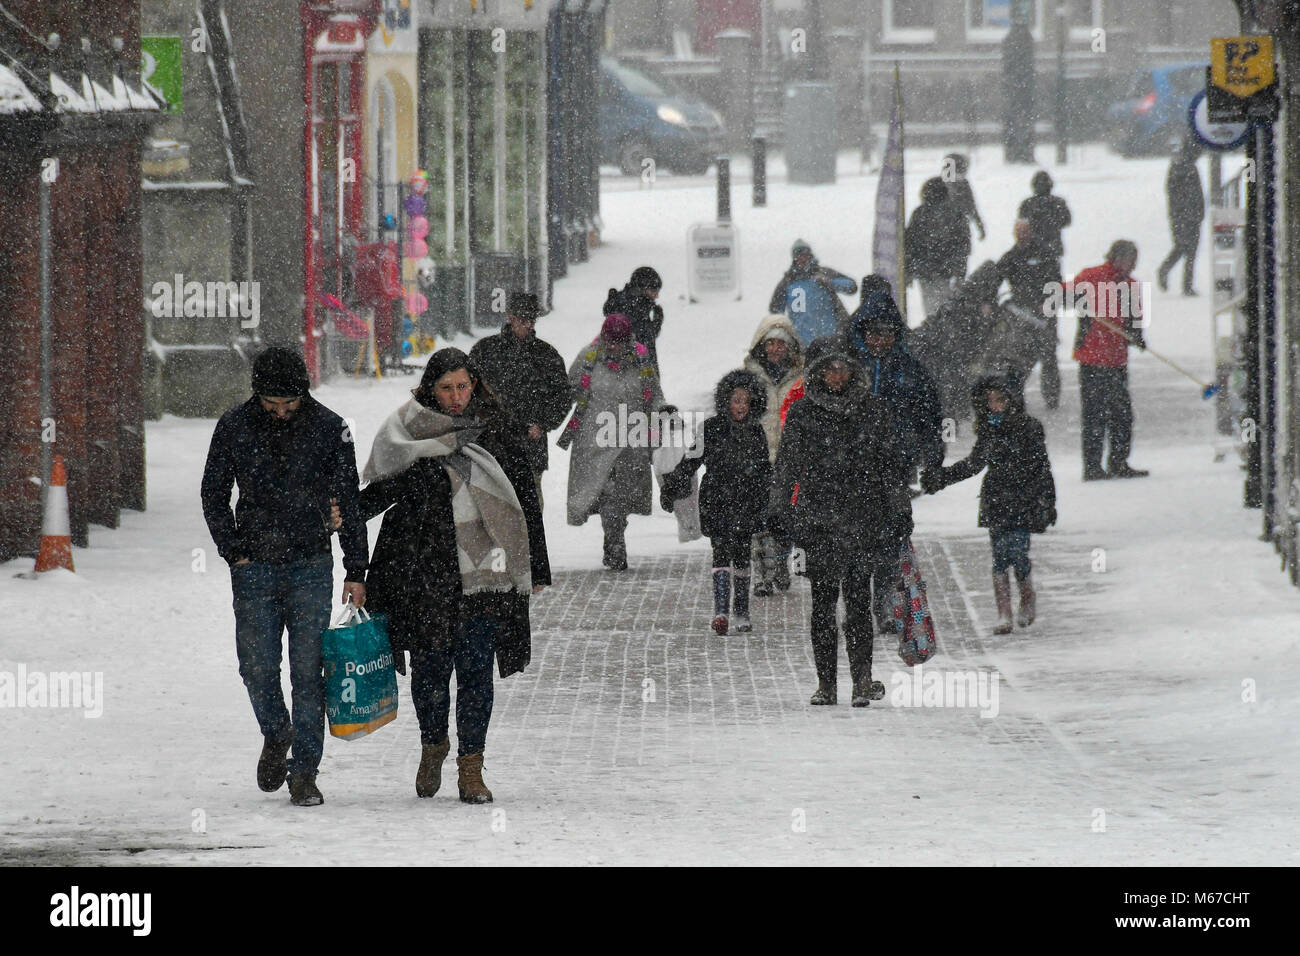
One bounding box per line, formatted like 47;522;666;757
711;567;731;635
257;732;292;792
732;569;752;632
288;772;323;807
602;518;628;571
810;681;837;705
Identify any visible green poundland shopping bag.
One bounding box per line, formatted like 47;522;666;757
322;603;398;739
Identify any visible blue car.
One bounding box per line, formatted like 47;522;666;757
1106;63;1208;156
599;56;725;176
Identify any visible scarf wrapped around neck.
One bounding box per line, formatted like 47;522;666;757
557;337;657;450
364;399;532;595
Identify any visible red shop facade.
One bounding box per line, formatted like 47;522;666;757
300;2;379;384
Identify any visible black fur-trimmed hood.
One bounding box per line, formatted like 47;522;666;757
714;368;769;421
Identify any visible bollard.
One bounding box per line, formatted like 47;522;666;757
752;137;767;207
716;156;732;223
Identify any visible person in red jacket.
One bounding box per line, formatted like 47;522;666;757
1071;240;1149;481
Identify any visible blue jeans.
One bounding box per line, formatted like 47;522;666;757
990;530;1032;579
410;616;498;756
231;555;333;776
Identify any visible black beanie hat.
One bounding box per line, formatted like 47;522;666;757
252;346;310;397
630;266;662;291
508;291;541;321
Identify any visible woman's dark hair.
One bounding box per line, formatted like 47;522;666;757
413;347;503;415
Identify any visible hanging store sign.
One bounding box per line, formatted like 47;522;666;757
1207;37;1279;123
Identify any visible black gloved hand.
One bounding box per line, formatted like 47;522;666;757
660;490;676;513
920;468;945;494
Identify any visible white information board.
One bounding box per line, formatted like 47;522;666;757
686;222;741;302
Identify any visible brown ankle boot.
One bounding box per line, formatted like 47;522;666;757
457;753;493;804
992;572;1013;634
1016;572;1036;628
416;738;451;798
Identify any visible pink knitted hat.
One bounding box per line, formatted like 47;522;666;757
601;313;633;342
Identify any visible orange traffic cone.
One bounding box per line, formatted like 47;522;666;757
34;455;74;573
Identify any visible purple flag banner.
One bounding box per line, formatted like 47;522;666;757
871;65;906;319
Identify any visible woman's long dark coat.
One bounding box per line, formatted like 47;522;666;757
360;409;550;677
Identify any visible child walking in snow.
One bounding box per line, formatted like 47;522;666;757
663;370;772;635
921;375;1056;634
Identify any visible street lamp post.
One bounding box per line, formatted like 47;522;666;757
1055;4;1067;164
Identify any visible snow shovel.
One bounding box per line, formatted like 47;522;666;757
1088;314;1220;400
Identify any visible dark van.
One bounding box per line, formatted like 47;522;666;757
598;56;725;176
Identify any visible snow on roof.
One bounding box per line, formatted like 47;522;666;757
0;62;42;114
3;69;161;116
49;72;95;113
92;77;131;111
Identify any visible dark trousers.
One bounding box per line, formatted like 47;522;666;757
711;533;751;571
231;555;332;776
1159;230;1200;292
1079;365;1133;473
809;560;875;686
1038;314;1060;407
990;529;1032;578
409;616;498;756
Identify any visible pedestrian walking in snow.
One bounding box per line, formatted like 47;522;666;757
767;239;858;346
1017;170;1072;261
358;348;549;804
921;375;1056;634
1157;140;1205;297
843;278;945;626
1072;239;1150;481
768;346;912;707
742;314;804;595
994;219;1064;408
560;313;664;571
907;260;1004;422
663;369;772;635
905;177;972;317
845;278;946;478
469;291;571;505
944;153;986;241
603;266;666;371
200;346;369;808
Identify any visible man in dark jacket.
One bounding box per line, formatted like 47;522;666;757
201;347;368;808
1018;170;1072;261
843;280;945;628
995;219;1063;408
944;153;986;241
603;266;665;370
1157;141;1205;296
469;292;571;500
905;177;972;317
845;279;946;476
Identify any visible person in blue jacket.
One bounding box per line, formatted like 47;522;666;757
767;239;858;346
845;276;945;477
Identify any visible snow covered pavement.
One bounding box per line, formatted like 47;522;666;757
2;143;1298;865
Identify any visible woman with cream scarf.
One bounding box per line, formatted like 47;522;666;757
360;348;549;804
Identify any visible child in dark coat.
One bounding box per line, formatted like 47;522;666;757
664;369;772;634
921;375;1056;634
